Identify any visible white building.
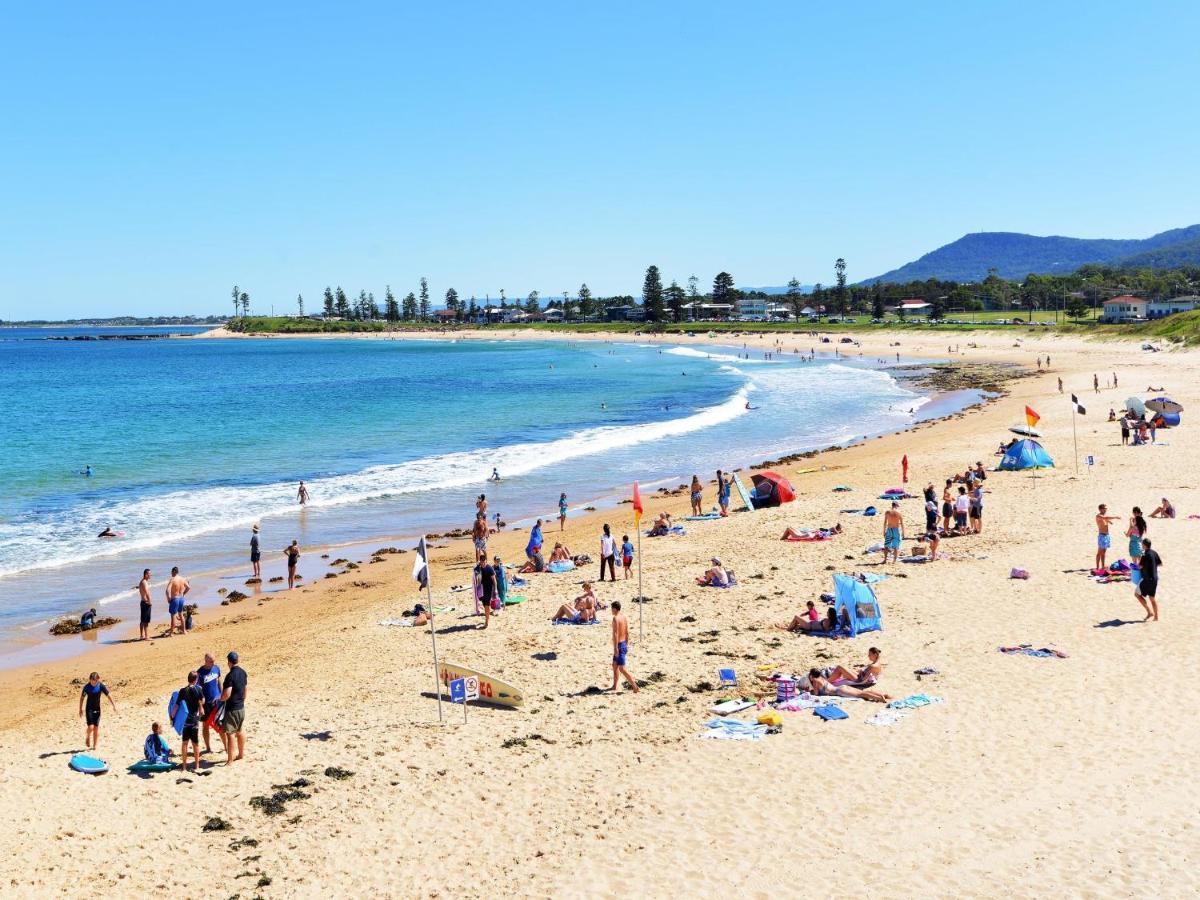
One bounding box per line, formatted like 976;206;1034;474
1147;296;1200;319
1102;296;1148;322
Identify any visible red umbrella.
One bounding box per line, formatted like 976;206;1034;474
750;471;796;507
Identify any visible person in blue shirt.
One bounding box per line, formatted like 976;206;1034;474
143;722;172;764
717;470;732;517
621;535;634;580
558;493;568;531
197;652;223;754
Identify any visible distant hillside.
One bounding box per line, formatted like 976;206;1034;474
869;225;1200;283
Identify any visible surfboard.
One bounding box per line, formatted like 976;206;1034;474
438;661;524;708
69;753;108;775
128;759;176;774
731;473;755;512
168;690;188;736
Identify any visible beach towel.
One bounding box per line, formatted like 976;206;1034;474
813;705;849;721
783;532;833;543
546;560;576;573
887;693;944;710
684;514;722;521
378;617;417;627
776;695;836;712
858;573;889;584
840;508;863;514
551;617;601;626
865;711;908;727
998;645;1068;659
647;525;687;536
700;577;737;588
832;486;853;492
698;718;768;741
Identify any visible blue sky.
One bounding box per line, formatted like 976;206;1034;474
2;2;1197;318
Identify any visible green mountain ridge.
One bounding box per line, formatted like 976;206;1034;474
869;225;1200;283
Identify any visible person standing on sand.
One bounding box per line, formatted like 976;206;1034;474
284;540;300;589
197;652;223;754
717;470;731;517
1095;504;1120;569
297;481;309;506
138;568;152;641
250;525;261;579
1093;374;1099;394
170;670;205;773
218;651;248;766
621;534;634;580
609;601;638;693
1135;539;1162;621
165;566;190;636
78;671;116;750
472;512;489;559
941;480;954;534
477;494;488;518
558;493;568;531
1058;377;1063;393
690;475;703;516
882;502;904;564
599;524;617;582
478;556;497;629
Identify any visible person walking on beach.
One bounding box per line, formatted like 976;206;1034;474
472;512;489;559
218;651;248;766
170;671;205;773
716;470;731;517
882;502;904;564
689;475;703;516
1135;539;1162;621
166;566;190;636
297;480;309;506
250;525;261;579
138;568;152;641
1095;504;1120;569
478;556;497;629
78;671;116;751
477;494;488;518
197;651;223;754
1058;377;1063;393
609;601;638;693
599;524;617;582
1093;374;1099;394
558;493;568;531
621;534;634;580
284;540;300;589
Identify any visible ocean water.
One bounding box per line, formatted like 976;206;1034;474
0;330;932;660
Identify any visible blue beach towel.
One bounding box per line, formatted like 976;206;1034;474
551;617;602;626
684;514;722;521
813;705;849;721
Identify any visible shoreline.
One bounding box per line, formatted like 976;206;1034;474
3;326;1196;896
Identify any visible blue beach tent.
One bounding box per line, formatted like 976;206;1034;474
998;438;1054;471
833;574;883;638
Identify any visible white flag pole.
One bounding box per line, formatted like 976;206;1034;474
1072;403;1080;475
420;536;444;724
637;525;644;644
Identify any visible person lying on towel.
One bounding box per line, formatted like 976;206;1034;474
807;668;892;703
776;602;838;633
550;582;597;623
548;543;571;564
781;524;842;541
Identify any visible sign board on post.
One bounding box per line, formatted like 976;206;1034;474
1086;455;1095;467
464;676;480;702
449;677;466;704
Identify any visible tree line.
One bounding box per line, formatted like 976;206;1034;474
228;260;1200;325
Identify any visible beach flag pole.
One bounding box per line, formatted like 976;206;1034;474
414;536;444;723
1069;394;1085;474
632;481;644;643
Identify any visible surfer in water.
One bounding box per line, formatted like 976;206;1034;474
97;526;118;538
489;467;501;481
82;465;92;477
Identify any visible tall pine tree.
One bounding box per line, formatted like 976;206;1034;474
335;287;350;318
323;286;335;317
834;258;848;316
786;277;803;319
712;272;735;306
385;286;399;322
418;278;430;321
444;287;459;317
642;265;664;321
665;280;685;323
577;283;593;319
402;292;417;320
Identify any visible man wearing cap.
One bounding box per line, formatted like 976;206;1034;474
218;651;248;766
695;557;730;587
197;651;223;754
250;525;261;579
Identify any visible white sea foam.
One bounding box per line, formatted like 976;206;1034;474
0;385;751;580
664;346;778;364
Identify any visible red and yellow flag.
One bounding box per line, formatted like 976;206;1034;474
632;482;643;526
1025;405;1040;428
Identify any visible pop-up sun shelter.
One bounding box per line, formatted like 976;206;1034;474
749;471;795;508
998;438;1054;471
833;574;883;637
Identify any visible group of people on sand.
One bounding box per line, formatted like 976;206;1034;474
689;470;734;517
1095;502;1166;622
135;565;194;641
79;649;248;771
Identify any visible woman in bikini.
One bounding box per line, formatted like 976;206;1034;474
777;602;836;632
690;475;703;516
825;647;883;687
1126;507;1147;565
808;668;892;703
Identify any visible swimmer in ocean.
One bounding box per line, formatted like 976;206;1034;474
82;465;92;477
98;526;117;538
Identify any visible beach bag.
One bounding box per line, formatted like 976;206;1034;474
1010;568;1029;580
775;678;797;703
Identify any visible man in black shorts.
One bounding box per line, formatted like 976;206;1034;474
138;568;152;641
478;557;497;630
172;670;206;772
219;651;248;766
1135;538;1163;622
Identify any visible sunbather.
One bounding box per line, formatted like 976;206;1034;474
695;558;730;587
825;647;883;687
548;543;571;564
808;668;892;703
550;582;597;623
777;603;837;632
781;524;842;540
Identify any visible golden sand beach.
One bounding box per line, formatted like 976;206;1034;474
1;328;1195;898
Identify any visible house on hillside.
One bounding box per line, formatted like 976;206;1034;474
889;299;932;316
1102;296;1148;322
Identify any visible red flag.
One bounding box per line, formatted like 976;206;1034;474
901;454;909;483
632;482;643;526
1025;406;1040;428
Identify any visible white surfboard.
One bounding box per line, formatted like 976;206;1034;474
438;661;524;708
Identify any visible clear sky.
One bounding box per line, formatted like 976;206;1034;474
2;1;1197;319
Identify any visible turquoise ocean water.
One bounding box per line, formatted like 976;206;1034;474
0;328;933;662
